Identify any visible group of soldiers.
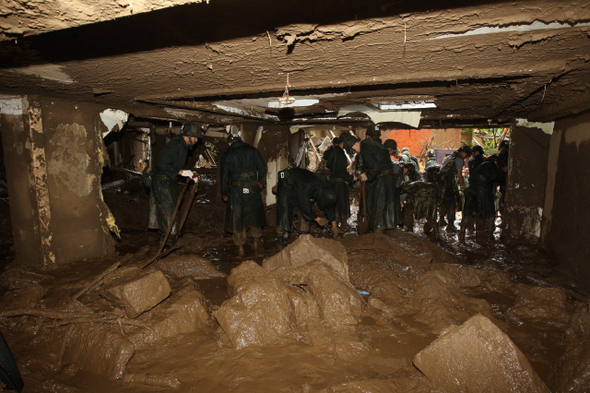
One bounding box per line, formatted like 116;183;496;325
147;122;509;257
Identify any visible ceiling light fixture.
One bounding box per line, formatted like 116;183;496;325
278;72;296;106
267;98;319;108
378;101;436;110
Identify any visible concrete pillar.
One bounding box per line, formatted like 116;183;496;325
543;112;590;287
504;119;554;243
0;95;116;269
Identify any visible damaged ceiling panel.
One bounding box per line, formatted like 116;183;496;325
0;0;589;128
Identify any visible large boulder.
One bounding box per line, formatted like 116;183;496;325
154;254;227;280
262;234;349;279
548;305;590;392
61;323;134;380
412;270;494;334
508;285;569;328
216;257;363;350
102;267;171;318
413;313;549;393
215;260;300;349
129;279;211;348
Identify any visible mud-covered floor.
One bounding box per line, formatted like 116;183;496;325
1;171;590;392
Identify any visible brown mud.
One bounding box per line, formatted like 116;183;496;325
1;172;589;392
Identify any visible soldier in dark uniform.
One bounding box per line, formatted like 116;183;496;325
436;145;472;232
220;134;267;256
461;155;507;242
276;167;337;244
148;122;201;249
326;137;350;236
359;125;399;232
468;145;485;173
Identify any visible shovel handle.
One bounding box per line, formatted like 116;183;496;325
156;177;191;255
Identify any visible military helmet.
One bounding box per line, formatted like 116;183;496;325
426;149;435;157
383;139;398;150
181;122;203;138
226;134;241;143
472;145;484;154
366;124;381;138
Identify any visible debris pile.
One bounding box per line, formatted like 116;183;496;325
1;231;589;391
216;235;363;352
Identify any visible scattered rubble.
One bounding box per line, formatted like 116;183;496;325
0;229;586;391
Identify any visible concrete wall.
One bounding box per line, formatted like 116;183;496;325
504;121;553;242
542;112;590;286
0;95;116;269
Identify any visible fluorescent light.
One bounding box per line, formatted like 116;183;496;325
268;98;319;108
378;101;436;110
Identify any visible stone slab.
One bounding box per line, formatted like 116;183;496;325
104;268;171;318
413;313;549;393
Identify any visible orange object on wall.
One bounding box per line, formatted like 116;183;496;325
387;129;462;158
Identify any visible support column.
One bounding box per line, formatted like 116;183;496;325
0;95;116;269
504;119;554;243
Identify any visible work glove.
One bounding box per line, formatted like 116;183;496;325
316;217;330;227
331;225;340;238
180;169;194;177
359;173;368;182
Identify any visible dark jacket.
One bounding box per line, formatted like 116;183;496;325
360;138;399;230
464;160;506;220
326;145;350;219
148;135;191;237
276;168;336;232
468;154;485;174
153;136;190;179
220;140;267;233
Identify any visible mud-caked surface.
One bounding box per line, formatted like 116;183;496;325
1;181;589;392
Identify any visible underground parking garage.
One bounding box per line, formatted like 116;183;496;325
0;0;590;391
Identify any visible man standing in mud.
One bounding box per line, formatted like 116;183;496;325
461;154;507;242
220;134;267;257
437;145;472;232
359;124;399;232
149;122;201;249
326;137;350;236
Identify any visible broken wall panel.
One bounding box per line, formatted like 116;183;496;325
0;95;116;268
543;112;590;288
504;122;552;242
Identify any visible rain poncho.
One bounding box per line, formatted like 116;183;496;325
276;168;336;233
148;136;191;243
360;138;399;231
220;140;267;234
463;160;506;220
326;145;351;220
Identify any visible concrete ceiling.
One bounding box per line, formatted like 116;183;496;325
1;0;589;128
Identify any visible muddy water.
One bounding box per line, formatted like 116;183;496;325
1;182;588;392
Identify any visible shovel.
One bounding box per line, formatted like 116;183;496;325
358;181;369;234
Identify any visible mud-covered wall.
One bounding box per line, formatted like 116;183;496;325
543;112;590;287
0;95;116;268
504;122;552;242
